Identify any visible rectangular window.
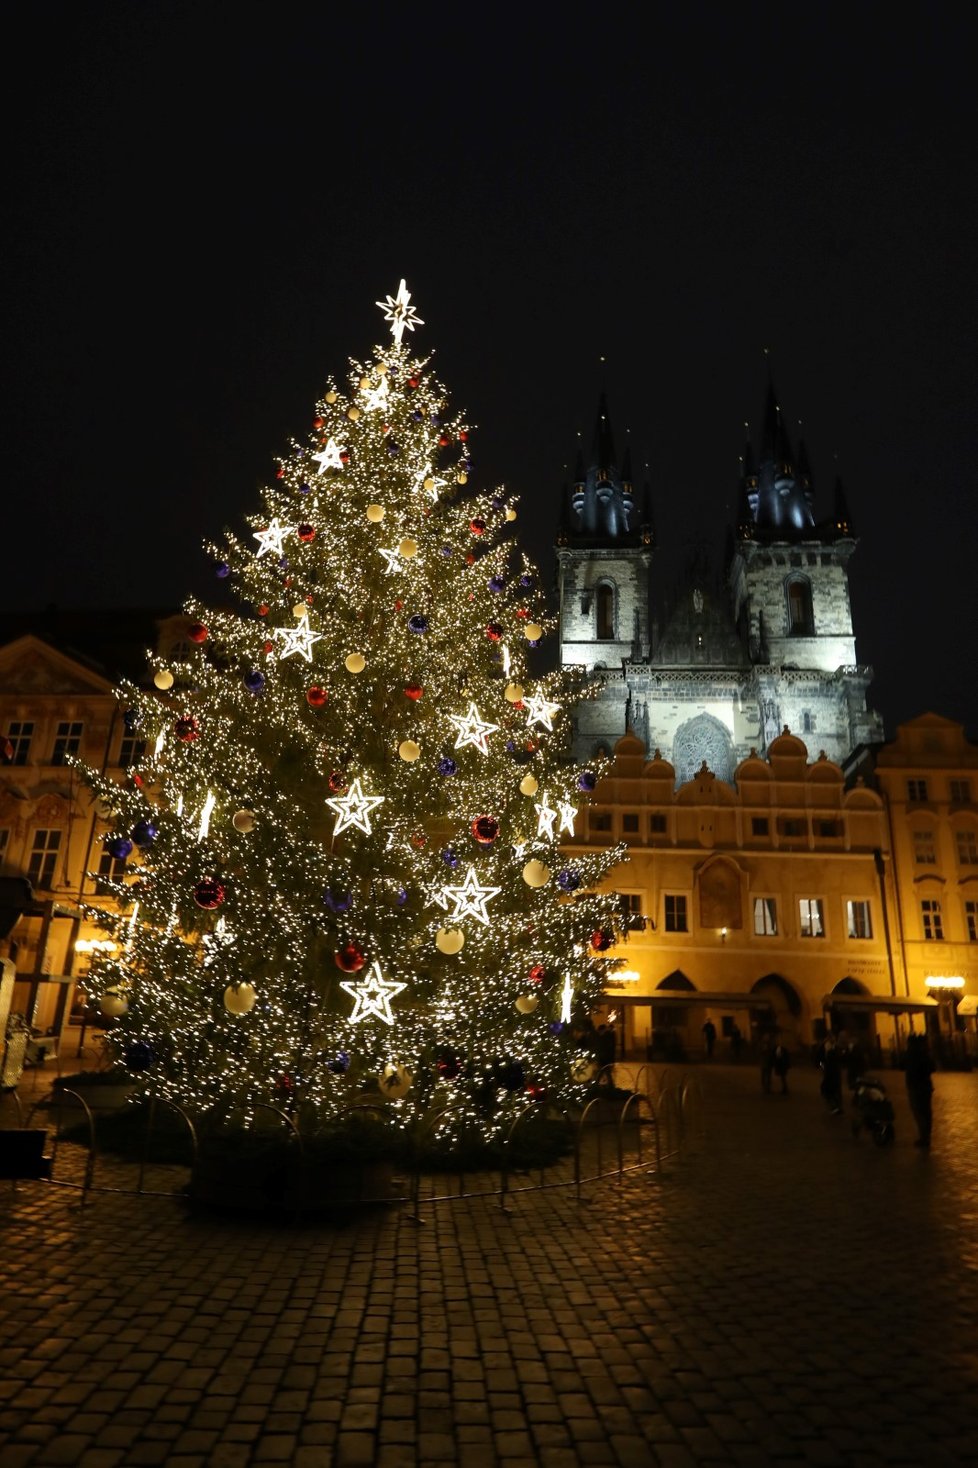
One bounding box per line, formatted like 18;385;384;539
799;898;825;938
913;830;936;865
907;779;928;803
97;847;129;883
847;900;873;939
817;819;842;838
921;899;944;940
801;711;817;734
950;779;971;804
649;813;667;834
955;830;978;866
51;720;83;765
118;735;146;768
3;721;34;765
780;818;805;838
589;811;612;833
622;812;640;834
966;901;978;943
620;893;644;930
751;816;769;836
27;829;62;889
664;895;688;933
753;897;778;936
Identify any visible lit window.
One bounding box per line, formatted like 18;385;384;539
907;779;928;803
664;895;688;933
27;829;62;889
51;721;83;765
3;722;34;765
621;894;644;930
913;830;936;865
955;830;978;866
799;898;825;938
966;901;978;943
753;898;777;936
921;899;944;941
847;900;873;939
97;846;129;884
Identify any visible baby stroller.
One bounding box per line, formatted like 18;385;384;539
850;1075;895;1146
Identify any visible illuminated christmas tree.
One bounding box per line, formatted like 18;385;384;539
79;281;625;1145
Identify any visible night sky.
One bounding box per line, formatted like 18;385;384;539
6;4;976;739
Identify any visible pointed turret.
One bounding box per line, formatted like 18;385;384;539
752;379;815;535
561;394;642;544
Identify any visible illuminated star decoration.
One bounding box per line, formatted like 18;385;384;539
560;975;574;1025
361;376;390;413
253;518;290;558
341;961;406;1025
325;777;385;837
311;438;347;473
375;278;424;345
448;702;500;756
556;801;578;837
272;623;323;663
534;797;558;840
377;547;401;575
441;866;501;926
525;693;562;732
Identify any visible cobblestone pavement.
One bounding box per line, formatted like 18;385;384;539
1;1061;976;1467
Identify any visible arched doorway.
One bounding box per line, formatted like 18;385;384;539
750;973;803;1048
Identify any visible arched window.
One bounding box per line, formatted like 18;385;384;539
786;577;814;635
596;583;615;640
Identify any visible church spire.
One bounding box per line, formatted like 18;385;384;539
752;378;815;535
833;472;853;537
562;393;642;544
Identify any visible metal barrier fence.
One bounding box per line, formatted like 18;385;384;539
0;1064;705;1218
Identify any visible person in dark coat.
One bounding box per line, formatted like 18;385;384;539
772;1040;791;1094
903;1032;935;1147
819;1035;843;1114
702;1018;716;1059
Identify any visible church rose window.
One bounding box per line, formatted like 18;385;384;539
672;714;734;788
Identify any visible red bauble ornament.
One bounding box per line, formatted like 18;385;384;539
590;929;614;952
194;877;226;910
516;607;528;619
485;622;503;641
263;640;274;654
276;467;285;480
132;773;144;788
411;832;427;849
404;682;424;701
328;771;347;793
306;686;328;708
313;416;324;429
394;599;403;611
187;622;208;643
438;433;451;447
465;553;475;566
471;815;499;844
276;1073;294;1094
459;429;468;442
408;376;420;389
174;716;199;742
469;518;486;535
334;942;365;973
340;451;350;464
297;524;316;542
258;604;269;616
529;964;546;984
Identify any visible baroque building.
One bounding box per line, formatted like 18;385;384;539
557;384;884;778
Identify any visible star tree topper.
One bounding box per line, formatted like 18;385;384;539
325;777;385;837
448;702;500;756
341;961;406;1025
375;278;424;345
441;866;501;926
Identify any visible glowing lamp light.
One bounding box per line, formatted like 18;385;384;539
925;976;965;992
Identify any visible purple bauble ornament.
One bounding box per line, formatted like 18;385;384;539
299;481;311;495
557;868;581;891
215;562;230;578
107;837;133;860
328;1052;350;1074
440;544;453;557
438;757;458;777
578;771;597;792
125;1041;155;1072
488;575;505;593
131;820;157;847
323;889;353;913
408;614;428;634
244;670;265;694
441;847;460;869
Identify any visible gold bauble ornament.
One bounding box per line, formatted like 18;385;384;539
154;669;174;690
292;603;308;619
435;928;465;955
522;859;551;888
325;390;338;403
524;623;543;641
515;995;539;1015
99;990;129;1018
359;376;371;389
381;1063;412;1099
570;1056;598;1084
398;740;421;762
347;406;361;421
423;477;435;492
366;503;385;523
345;653;366;674
519;774;539;797
224;983;257;1015
376;363;388;376
232;809;255;833
505;507;517;522
399;537;418;558
456;472;468;485
505;683;525;704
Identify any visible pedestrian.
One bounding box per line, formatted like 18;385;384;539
730;1021;743;1060
819;1034;843;1114
702;1018;716;1059
759;1033;774;1093
772;1040;791;1094
903;1032;935;1148
843;1035;866;1091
